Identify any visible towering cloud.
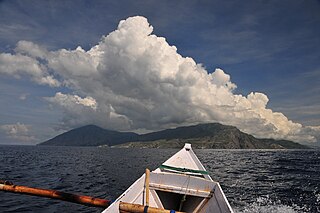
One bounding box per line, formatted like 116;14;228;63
0;16;319;143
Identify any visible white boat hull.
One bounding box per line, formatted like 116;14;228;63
103;144;233;213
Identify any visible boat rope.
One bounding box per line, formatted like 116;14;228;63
159;164;209;175
178;192;187;211
178;175;190;211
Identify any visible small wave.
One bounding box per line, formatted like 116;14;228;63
234;197;308;213
316;193;320;203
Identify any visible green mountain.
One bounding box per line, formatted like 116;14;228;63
39;123;308;149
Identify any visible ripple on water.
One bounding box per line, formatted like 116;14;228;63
0;146;319;212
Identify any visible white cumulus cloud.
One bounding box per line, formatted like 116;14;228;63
0;122;36;142
45;92;131;131
0;53;60;87
0;16;319;143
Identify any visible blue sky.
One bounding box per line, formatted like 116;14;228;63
0;0;319;145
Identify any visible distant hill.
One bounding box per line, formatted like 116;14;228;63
117;123;308;149
39;123;309;149
39;125;139;146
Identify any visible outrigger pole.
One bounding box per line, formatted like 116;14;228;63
0;180;111;208
119;202;186;213
0;180;186;213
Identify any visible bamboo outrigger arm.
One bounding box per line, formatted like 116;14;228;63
0;180;186;212
119;202;186;213
0;180;111;208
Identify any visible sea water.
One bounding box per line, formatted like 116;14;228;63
0;145;319;213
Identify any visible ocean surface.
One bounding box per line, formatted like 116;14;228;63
0;145;319;213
